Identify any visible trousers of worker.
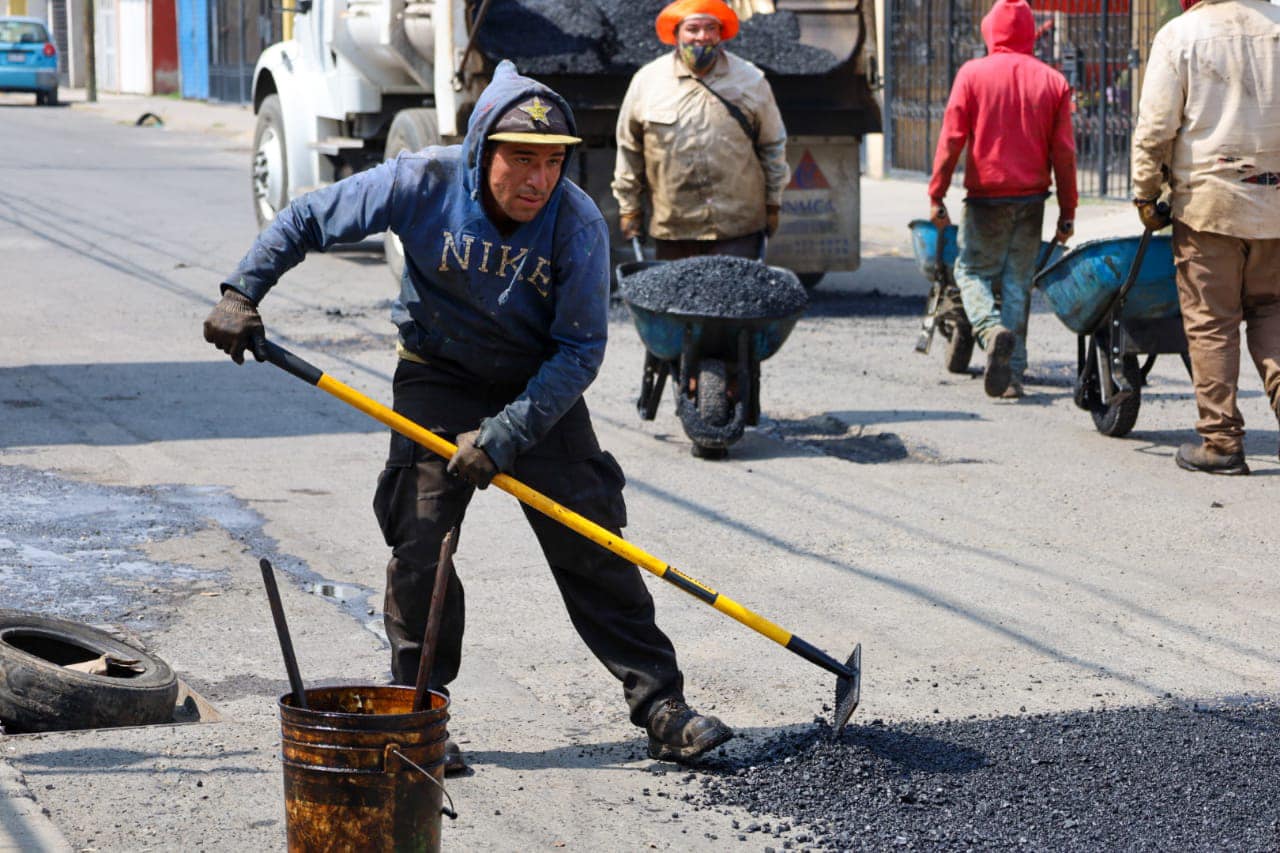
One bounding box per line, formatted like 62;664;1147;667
1172;222;1280;454
953;200;1045;379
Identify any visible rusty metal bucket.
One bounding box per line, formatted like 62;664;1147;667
279;684;450;852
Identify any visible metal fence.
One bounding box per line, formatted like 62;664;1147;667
885;0;1166;199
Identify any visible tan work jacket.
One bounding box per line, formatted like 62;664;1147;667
1132;0;1280;239
612;50;789;241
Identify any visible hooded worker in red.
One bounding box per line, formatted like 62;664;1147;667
927;0;1078;399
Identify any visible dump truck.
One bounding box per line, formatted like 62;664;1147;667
248;0;881;284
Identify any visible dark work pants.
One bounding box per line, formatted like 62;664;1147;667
654;232;764;261
372;360;685;726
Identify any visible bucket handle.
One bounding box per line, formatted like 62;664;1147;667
388;745;458;820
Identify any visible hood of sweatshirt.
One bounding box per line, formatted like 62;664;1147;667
981;0;1035;55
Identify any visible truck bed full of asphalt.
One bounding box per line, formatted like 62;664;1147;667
687;701;1280;851
478;1;842;76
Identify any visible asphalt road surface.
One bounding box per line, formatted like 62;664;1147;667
1;96;1278;851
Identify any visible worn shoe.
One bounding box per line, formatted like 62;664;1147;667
1175;442;1250;476
983;327;1016;398
645;699;733;763
1000;380;1024;399
444;738;468;776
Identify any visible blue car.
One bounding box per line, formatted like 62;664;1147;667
0;16;58;105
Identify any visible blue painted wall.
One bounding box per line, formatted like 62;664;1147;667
177;0;208;99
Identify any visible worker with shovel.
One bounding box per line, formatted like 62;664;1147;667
203;61;733;769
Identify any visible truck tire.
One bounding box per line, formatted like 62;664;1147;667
384;109;439;283
0;611;179;733
797;272;824;290
252;94;289;229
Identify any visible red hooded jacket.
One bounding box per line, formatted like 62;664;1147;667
928;0;1078;217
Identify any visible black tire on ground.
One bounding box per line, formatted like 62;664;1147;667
945;322;975;374
35;91;44;106
252;94;289;230
0;610;179;733
384;108;439;283
1092;355;1143;437
696;358;731;427
797;272;824;290
691;442;728;460
44;88;57;106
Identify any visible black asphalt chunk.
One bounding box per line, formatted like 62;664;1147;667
689;702;1280;851
479;2;841;75
621;256;808;319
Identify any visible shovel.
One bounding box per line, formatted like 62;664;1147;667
252;338;863;731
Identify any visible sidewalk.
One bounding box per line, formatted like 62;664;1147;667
60;87;255;144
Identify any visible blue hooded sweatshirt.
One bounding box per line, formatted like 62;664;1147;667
223;61;611;472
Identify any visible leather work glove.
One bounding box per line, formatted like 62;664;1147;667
203;288;265;365
1134;198;1172;232
447;430;498;489
929;201;951;231
619;211;643;240
765;204;781;237
1055;217;1074;244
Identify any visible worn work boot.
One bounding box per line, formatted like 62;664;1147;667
983;327;1016;398
444;739;468;776
645;698;733;763
1175;442;1250;476
1000;379;1024;399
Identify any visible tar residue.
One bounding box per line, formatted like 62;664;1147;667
685;703;1280;851
621;256;808;320
477;1;842;76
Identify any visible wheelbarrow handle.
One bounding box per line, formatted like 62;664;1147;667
758;232;769;263
631;236;644;263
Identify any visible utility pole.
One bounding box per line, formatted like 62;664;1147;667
84;0;96;102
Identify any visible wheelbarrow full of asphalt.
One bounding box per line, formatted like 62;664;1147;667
908;219;1064;373
616;241;805;459
1033;222;1190;437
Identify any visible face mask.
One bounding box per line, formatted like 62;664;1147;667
678;42;721;74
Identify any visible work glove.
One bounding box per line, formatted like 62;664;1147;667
447;430;498;489
929;201;950;231
203;288;265;365
1134;198;1171;232
619;211;643;240
1055;217;1074;244
765;204;780;237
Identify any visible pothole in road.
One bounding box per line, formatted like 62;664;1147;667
761;414;980;465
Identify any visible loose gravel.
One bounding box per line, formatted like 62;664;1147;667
684;701;1280;851
621;256;808;319
478;1;841;75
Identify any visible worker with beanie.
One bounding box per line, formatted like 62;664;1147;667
1131;0;1280;476
927;0;1077;399
612;0;789;260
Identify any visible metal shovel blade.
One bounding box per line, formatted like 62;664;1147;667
833;643;862;731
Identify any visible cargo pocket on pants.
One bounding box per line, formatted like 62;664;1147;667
372;432;419;547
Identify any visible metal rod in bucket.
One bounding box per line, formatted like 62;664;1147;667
260;558;307;710
413;529;458;713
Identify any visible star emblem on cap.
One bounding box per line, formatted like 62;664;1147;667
519;97;551;126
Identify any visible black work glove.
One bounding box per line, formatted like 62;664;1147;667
203;289;265;365
446;430;498;489
1134;199;1172;232
1055;217;1074;244
929;200;951;230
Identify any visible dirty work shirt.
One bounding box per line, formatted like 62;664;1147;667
1131;0;1280;240
613;50;789;241
928;0;1077;216
221;61;609;472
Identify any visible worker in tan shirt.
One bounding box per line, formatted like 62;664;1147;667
1131;0;1280;475
612;0;789;260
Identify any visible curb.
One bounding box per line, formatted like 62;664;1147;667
0;760;73;853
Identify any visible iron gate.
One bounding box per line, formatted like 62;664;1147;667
209;0;279;102
886;0;1166;199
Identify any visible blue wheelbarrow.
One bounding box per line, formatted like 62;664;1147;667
616;240;806;459
908;220;1064;374
1034;220;1190;437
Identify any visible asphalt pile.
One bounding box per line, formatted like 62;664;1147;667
686;702;1280;851
621;256;808;319
478;1;842;75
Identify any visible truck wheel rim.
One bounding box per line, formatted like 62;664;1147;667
253;125;284;222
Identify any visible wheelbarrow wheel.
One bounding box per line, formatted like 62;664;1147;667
696;359;731;427
945;321;975;374
1092;355;1143;438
